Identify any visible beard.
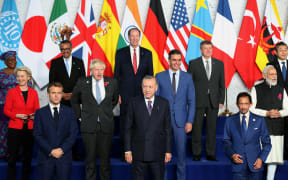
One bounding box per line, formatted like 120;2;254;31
266;78;277;87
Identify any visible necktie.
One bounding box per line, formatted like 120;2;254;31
205;60;210;80
242;115;247;136
282;62;286;81
53;107;59;128
65;58;69;76
96;81;101;104
133;48;137;74
147;100;152;115
172;72;176;96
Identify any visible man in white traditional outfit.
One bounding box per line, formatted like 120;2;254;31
250;65;288;180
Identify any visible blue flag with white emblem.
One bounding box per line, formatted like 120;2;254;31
0;0;23;69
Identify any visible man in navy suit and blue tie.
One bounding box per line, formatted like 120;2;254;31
223;92;271;180
155;49;195;180
33;82;78;180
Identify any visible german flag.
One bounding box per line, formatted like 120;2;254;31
94;0;121;77
141;0;168;74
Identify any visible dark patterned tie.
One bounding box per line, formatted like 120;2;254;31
53;107;59;128
172;72;176;96
148;101;152;115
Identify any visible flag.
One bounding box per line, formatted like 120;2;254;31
211;0;237;87
163;0;191;71
0;0;22;69
141;0;168;74
233;0;262;89
118;0;143;49
18;0;49;88
185;0;213;64
255;0;284;71
70;0;97;75
94;0;121;77
42;0;70;67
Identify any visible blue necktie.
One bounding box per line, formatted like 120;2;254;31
282;62;286;81
242;115;247;136
65;58;69;76
96;81;101;104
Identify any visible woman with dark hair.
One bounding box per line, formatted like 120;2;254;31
4;66;39;180
0;51;18;160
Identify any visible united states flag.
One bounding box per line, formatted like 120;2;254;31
70;0;97;75
163;0;190;70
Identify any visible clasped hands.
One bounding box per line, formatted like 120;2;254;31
50;148;64;159
232;154;262;170
125;152;172;164
266;109;280;118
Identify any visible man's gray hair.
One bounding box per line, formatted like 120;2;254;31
142;75;158;86
262;65;275;76
89;59;106;71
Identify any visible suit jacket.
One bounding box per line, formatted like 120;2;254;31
71;76;119;133
124;95;172;162
49;56;86;105
187;57;225;108
267;59;288;92
223;112;271;172
114;46;153;113
4;86;39;130
156;70;195;127
33;104;78;163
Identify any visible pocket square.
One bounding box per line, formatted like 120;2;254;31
254;128;258;130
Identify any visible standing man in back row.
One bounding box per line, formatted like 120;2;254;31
114;27;153;160
156;49;195;180
187;40;225;161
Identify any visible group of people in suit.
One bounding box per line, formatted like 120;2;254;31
4;25;287;180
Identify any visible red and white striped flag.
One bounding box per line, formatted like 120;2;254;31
163;0;190;70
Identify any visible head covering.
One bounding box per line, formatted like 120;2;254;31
0;51;16;61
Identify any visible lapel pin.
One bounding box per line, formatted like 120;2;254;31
252;119;256;122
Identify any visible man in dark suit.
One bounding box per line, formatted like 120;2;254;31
155;49;195;180
71;59;119;180
223;92;271;180
267;42;288;160
187;40;225;161
49;40;85;161
49;40;86;106
33;82;78;180
114;27;153;160
124;76;172;180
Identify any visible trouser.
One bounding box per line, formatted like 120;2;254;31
7;127;33;180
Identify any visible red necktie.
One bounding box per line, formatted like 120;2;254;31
133;48;137;74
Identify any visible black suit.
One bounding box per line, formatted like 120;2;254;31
187;57;225;157
124;96;172;180
267;59;288;160
49;56;86;106
71;76;119;180
114;46;153;158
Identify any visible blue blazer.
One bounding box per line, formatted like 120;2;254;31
223;112;271;172
33;104;78;163
156;70;195;127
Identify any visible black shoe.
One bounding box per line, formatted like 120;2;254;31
73;154;83;161
206;155;218;161
193;155;201;161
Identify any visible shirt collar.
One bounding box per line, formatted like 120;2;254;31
49;103;60;111
168;68;179;76
202;56;211;63
278;58;287;65
241;111;250;118
144;96;155;103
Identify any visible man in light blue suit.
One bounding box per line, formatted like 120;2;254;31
223;92;271;180
156;49;195;180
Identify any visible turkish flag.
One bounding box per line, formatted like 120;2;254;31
233;0;262;89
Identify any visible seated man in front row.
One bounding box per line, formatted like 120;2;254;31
223;92;271;180
33;82;78;180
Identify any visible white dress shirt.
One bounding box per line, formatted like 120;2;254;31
168;69;180;94
144;96;155;108
49;103;60;118
202;56;212;78
240;111;250;129
63;56;72;77
130;46;140;68
92;76;106;102
278;58;287;73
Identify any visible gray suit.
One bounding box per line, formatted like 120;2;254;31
187;57;225;157
71;76;119;180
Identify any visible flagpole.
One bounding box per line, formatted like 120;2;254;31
219;88;233;116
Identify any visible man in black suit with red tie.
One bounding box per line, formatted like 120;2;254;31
49;40;85;161
114;28;153;160
124;76;172;180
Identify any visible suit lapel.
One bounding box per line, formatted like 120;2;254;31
57;105;65;133
86;76;98;104
101;77;110;103
176;71;184;97
245;114;256;141
234;113;243;139
164;70;174;97
60;57;70;80
137;47;145;74
197;58;209;81
125;47;135;75
46;105;57;129
210;58;216;81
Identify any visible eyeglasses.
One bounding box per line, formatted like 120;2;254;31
60;48;71;51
